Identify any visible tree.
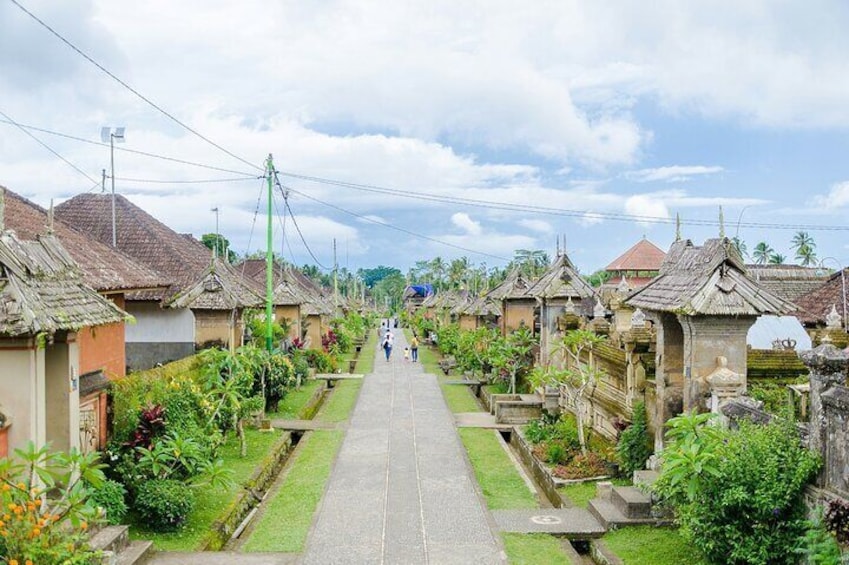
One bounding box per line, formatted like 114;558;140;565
791;231;815;253
358;265;402;288
730;236;748;260
428;257;447;290
752;242;774;265
201;233;237;263
795;244;818;267
448;257;471;289
513;249;549;278
769;253;787;265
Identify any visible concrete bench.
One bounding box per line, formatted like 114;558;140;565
314;375;349;389
444;379;485;397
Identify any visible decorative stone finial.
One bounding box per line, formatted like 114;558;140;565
675;212;681;241
800;342;849;373
593;298;605;319
826;304;842;329
719;205;725;238
564;296;576;315
0;187;5;231
617;275;630;294
631;308;646;329
47;199;54;234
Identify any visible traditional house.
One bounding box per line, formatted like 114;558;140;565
792;268;849;347
602;237;665;290
403;284;434;316
525;254;597;365
486;269;536;336
56;194;261;368
747;264;829;303
626;237;793;449
0;218;126;457
455;295;501;331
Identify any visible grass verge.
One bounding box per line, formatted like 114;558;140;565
602;525;704;565
241;430;344;552
502;533;575;565
130;428;283;551
557;477;630;509
441;382;483;413
354;330;378;374
316;379;361;423
458;428;537;510
268;380;321;420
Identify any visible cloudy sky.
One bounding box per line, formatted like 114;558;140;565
3;1;849;275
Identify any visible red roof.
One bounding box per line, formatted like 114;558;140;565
605;238;666;272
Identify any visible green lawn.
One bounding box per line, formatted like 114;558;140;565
441;382;483;413
268;380;321;420
558;477;630;508
502;533;575;564
354;330;378;374
316;379;361;423
241;430;344;552
458;428;537;510
602;526;705;565
130;428;284;551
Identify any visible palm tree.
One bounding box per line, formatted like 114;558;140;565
752;242;774;265
730;236;748;260
513;249;549;278
795;244;818;267
768;253;787;265
448;257;471;289
429;257;446;290
791;231;815;254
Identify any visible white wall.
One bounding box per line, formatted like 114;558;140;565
125;301;195;343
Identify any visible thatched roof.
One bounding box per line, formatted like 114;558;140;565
746;264;829;303
55;194;213;302
167;258;263;310
0;231;126;336
792;269;849;325
5;188;167;293
458;296;501;318
525;254;596;301
486;269;534;301
626;238;794;316
236;259;333;313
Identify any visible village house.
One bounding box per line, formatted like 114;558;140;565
0;195;128;457
56;194;262;368
791;267;849;348
486;269;536;336
601;237;665;291
4;188;167;452
454;295;501;331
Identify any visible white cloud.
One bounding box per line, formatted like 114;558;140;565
451;212;483;236
810;181;849;210
625;165;724;183
577;212;604;227
518;218;553;233
624;195;670;226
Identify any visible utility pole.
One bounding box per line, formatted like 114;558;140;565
101;127;125;247
211;207;220;258
333;238;339;313
101;169;106;193
265;154;275;352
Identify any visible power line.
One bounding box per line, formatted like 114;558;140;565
114;175;261;185
0;108;100;187
279;185;331;270
0;118;258;177
8;0;263;173
287;187;511;262
280;171;849;232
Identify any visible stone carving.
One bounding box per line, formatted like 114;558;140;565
631;308;646;329
617;275;630;294
564;296;576;315
706;356;745;413
593;298;605;319
826;304;842;329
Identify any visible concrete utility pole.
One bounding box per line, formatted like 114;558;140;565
101;127;125;247
333;238;339;313
211;207;220;258
265;154;275;352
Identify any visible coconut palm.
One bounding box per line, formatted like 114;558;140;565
730;236;748;260
428;257;447;290
768;253;787;265
513;249;549;278
752;242;774;265
795;244;818;267
791;231;815;253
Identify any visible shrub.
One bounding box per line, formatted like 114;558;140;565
525;418;553;444
88;479;128;525
655;412;820;565
134;479;196;532
796;508;844;565
554;452;607;479
545;443;568;465
616;401;652;477
303;348;337;373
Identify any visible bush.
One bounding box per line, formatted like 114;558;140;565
616;401;652;477
89;479;128;525
134;479;196;532
545;443;568;465
655;413;820;565
303;348;337;373
554;452;607;479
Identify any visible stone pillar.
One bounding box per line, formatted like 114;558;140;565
800;344;849;466
706;356;745;414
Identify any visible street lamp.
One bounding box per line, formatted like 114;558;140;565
100;127;125;247
819;257;846;329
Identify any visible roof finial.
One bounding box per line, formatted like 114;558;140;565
47;199;55;234
556;234;560;257
675;212;681;241
0;187;5;231
718;205;725;238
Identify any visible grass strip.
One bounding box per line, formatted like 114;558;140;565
316;379;361;423
241;430;343;552
557;477;630;509
268;380;321;420
458;428;537;510
602;525;705;565
502;533;575;565
354;330;377;374
441;382;483;413
130;429;283;551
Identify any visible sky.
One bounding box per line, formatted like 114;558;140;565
3;1;849;276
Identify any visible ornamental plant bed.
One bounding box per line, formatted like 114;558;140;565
530;441;609;480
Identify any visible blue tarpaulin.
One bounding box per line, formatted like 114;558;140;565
406;284;434;297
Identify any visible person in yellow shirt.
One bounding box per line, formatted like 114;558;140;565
410;334;419;362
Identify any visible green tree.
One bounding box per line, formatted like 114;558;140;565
448;257;471;289
769;253;787;265
359;265;403;288
201;233;237;263
752;242;774;265
731;236;748;260
512;249;549;278
428;257;447;290
796;244;818;267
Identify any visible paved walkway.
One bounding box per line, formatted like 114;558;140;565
302;331;505;565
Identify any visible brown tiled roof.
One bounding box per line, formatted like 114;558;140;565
745;264;829;303
0;230;126;336
526;254;596;300
792;269;849;325
55;193;216;302
605;238;666;272
626;238;794;316
4;188;167;293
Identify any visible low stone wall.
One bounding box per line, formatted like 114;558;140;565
199;431;294;551
510;429;567;508
299;382;328;420
590;539;623;565
494;397;542;424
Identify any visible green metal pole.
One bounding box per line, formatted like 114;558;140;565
265;154;274;352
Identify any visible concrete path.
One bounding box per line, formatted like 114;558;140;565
302;331;505;565
492;508;606;538
148;551;298;565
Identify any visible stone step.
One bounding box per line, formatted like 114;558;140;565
611;485;651;519
633;469;659;489
89;525;129;555
116;540;153;565
587;497;660;529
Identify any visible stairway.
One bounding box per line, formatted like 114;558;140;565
587;482;670;529
89;525;153;565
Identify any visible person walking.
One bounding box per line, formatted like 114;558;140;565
410;334;419;363
382;330;394;361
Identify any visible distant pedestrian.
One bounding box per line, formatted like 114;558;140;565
382;331;394;361
410;334;419;363
403;347;410;362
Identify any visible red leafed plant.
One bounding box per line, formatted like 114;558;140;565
321;330;338;352
125;404;166;450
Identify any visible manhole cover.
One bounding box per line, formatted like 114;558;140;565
530;515;562;525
